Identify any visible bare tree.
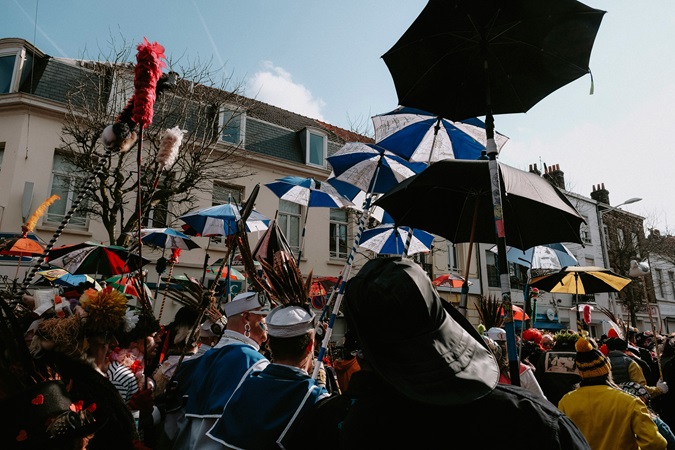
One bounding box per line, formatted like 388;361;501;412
58;40;255;246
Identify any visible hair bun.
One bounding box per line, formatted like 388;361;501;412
575;337;593;353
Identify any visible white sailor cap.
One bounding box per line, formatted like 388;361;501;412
223;291;270;318
266;305;315;338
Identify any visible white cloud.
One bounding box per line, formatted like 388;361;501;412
246;61;326;121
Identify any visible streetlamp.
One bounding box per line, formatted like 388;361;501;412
597;197;643;315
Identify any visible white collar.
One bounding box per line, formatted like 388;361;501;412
214;330;260;350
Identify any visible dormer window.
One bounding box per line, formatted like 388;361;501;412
300;128;327;168
220;106;245;146
0;44;35;94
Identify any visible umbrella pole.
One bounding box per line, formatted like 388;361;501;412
640;276;663;379
296;205;309;265
459;202;479;317
575;274;583;333
485;111;520;386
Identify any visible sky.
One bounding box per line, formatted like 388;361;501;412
4;0;675;232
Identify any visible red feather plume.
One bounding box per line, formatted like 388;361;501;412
132;38;167;128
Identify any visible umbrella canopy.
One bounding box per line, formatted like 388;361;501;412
381;0;605;122
432;273;471;289
374;159;585;251
265;176;353;208
493;243;579;270
327;142;427;194
205;266;245;281
48;241;149;276
500;304;529;321
106;274;154;300
529;266;632;295
140;228;200;250
359;224;434;256
372;107;509;163
36;268;98;288
0;235;45;256
179;203;241;237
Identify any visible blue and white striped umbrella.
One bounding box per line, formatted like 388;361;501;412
372;106;509;163
265;176;352;208
179;205;270;237
327;142;427;194
178;203;240;237
359;223;434;256
140;228;201;250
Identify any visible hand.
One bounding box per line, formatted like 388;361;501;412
657;380;669;394
128;389;154;416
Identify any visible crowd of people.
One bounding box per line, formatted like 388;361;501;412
4;255;675;449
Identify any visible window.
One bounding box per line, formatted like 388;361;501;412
669;272;675;300
579;216;592;244
0;54;16;93
631;232;640;258
210;183;243;245
485;250;499;288
447;241;458;270
0;47;34;94
655;269;664;298
0;142;4;171
278;200;302;257
47;154;88;228
220;107;245;145
617;228;625;248
142;174;170;229
329;208;348;259
300;128;327;168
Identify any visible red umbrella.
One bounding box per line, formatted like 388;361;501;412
0;233;46;279
432;273;471;289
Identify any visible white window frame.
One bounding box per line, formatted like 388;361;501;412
447;241;458;271
301;127;327;168
219;106;246;146
0;45;29;94
329;208;349;260
46;153;88;229
579;215;592;245
278;200;302;257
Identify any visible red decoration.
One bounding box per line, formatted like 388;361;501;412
132;38;167;128
31;394;44;405
16;430;28;442
69;400;84;412
583;304;592;325
86;403;97;413
170;248;182;264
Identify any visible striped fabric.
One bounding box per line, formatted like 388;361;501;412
107;360;139;402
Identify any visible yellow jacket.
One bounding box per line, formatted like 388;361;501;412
559;385;666;450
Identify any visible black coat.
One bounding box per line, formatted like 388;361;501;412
286;370;589;450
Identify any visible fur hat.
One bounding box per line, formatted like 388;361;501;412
575;336;611;379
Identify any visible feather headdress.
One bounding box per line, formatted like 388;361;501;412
239;219;313;308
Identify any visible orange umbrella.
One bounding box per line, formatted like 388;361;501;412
499;304;529;321
432;273;471;288
0;236;45;256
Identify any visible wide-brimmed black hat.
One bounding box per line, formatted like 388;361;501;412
0;380;104;449
345;257;499;405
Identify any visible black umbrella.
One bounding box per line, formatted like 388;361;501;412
374;159;585;251
381;0;604;385
382;0;606;122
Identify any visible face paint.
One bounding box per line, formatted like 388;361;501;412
259;322;267;331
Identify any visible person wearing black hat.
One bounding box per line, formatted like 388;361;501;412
285;257;590;449
606;336;668;401
559;336;667;450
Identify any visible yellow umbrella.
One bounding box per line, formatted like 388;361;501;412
530;266;631;295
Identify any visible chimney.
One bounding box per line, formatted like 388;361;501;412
528;163;541;176
543;164;565;190
590;183;610;205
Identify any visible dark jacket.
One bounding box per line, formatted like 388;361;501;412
286;370;590;450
